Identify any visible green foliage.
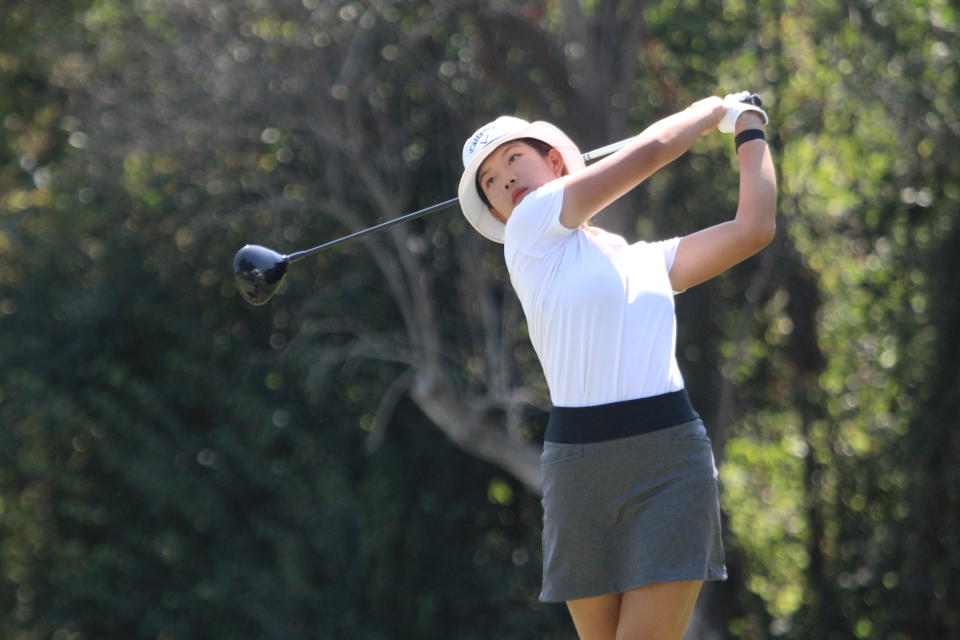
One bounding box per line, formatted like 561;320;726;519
1;0;958;638
708;0;960;636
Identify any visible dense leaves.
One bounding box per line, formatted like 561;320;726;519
1;0;958;638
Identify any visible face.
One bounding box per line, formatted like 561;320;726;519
477;141;564;221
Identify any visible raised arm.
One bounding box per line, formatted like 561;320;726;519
667;111;777;291
558;97;726;229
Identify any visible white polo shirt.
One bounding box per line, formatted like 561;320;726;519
504;181;685;407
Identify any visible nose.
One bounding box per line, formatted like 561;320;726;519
503;175;516;190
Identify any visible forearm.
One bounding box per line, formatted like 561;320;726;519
636;98;726;166
734;115;777;241
666;97;776;291
559;97;725;228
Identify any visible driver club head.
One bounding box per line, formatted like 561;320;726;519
232;244;289;305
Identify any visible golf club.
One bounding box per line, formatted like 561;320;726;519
233;197;460;305
233;95;763;305
232;138;633;306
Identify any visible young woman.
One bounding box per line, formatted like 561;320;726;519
457;94;776;640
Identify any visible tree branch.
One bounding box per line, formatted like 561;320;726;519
411;371;543;494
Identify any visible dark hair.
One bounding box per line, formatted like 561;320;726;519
475;137;555;210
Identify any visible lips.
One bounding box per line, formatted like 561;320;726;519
512;187;529;206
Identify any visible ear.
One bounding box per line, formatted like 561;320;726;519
547;148;566;177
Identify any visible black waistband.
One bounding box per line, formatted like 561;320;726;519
545;389;699;444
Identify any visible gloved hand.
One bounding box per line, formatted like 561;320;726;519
718;92;769;133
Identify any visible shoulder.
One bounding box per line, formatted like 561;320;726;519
504;181;574;259
508;180;566;226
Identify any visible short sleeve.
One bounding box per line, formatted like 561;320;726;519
503;180;573;260
634;236;682;271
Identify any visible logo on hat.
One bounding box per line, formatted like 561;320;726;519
467;125;497;158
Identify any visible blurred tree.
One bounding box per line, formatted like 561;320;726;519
717;0;960;637
1;0;958;638
0;0;571;637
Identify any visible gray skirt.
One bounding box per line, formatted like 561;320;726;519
539;418;727;602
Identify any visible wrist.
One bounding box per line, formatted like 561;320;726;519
689;97;725;135
735;112;766;134
687;96;724;118
735;129;766;153
704;99;725;124
710;103;726;127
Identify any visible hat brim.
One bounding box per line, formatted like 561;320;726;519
458;121;585;244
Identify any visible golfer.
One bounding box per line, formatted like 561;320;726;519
457;93;776;640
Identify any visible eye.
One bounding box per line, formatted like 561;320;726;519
508;153;520;163
485;176;496;187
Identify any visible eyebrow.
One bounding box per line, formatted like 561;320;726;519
478;143;523;183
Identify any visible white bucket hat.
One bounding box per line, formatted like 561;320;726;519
458;116;585;243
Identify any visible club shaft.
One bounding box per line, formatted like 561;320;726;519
285;136;633;263
286;198;460;263
581;138;633;162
